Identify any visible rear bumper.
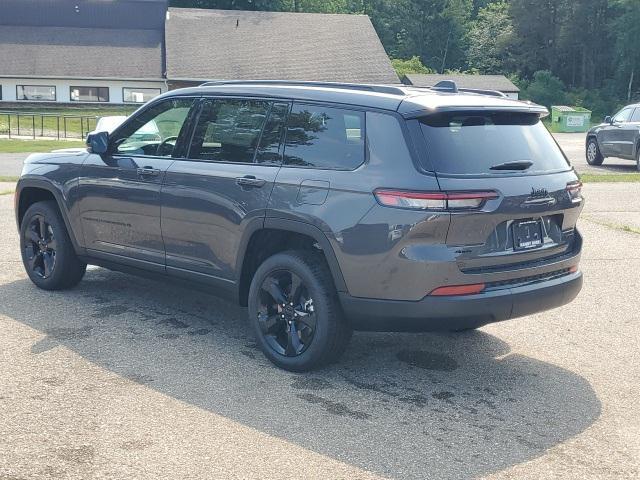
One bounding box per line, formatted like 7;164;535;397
339;271;583;332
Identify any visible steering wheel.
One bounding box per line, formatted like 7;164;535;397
156;136;179;157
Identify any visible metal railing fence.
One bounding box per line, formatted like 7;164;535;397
0;111;98;140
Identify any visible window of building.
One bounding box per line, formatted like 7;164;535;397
70;86;109;102
283;104;365;170
123;87;161;103
17;85;56;101
188;98;271;163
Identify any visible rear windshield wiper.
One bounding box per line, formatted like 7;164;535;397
489;160;534;171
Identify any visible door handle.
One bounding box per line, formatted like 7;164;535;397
137;167;160;177
235;175;266;188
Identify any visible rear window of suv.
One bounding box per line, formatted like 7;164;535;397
283;104;365;170
419;111;570;175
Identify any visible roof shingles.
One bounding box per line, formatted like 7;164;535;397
405;74;520;92
165;8;399;84
0;25;163;79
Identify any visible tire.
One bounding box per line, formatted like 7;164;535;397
586;137;604;166
20;201;86;290
248;250;352;372
636;145;640;172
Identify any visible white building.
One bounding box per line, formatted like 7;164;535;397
0;0;399;106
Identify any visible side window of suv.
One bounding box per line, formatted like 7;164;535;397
256;102;290;164
283;103;365;170
613;107;633;123
112;98;194;157
630;108;640;123
188;98;271;163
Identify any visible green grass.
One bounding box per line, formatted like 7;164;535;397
0;139;85;153
0;176;19;182
580;173;640;183
0;190;14;196
584;217;640;235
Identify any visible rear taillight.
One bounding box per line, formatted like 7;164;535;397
430;283;486;296
566;181;582;202
374;189;498;211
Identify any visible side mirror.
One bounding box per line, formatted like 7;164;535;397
604;116;613;124
86;131;109;154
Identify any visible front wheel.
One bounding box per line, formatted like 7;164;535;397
636;146;640;172
248;251;352;372
20;201;86;290
586;137;604;166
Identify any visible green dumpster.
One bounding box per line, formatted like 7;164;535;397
550;106;592;133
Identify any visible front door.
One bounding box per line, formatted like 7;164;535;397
600;107;634;157
619;107;640;159
78;97;196;270
161;98;289;283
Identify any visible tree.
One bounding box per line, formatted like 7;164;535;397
467;1;514;73
612;0;640;101
392;56;434;80
521;70;568;108
509;0;569;77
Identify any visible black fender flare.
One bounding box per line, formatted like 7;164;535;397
15;177;84;254
235;217;348;294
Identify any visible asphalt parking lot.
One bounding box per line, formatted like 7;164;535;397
1;149;639;479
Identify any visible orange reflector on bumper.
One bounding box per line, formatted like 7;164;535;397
430;283;486;296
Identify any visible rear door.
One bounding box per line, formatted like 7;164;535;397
417;110;583;273
619;107;640;159
79;97;195;270
160;98;289;282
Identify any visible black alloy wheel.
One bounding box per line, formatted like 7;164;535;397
257;270;316;357
248;251;352;371
24;214;57;279
20;201;86;290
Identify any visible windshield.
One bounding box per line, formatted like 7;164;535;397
95;116;127;133
419;111;570;175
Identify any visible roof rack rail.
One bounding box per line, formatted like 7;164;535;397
198;79;406;96
458;88;507;98
428;80;507;98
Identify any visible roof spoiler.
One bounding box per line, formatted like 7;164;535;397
198;79;406;96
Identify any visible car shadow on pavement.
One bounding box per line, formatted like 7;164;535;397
0;268;601;480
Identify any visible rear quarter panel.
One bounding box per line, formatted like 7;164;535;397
267;110;450;301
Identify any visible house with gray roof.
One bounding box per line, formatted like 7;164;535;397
164;8;399;88
0;0;398;105
404;74;520;99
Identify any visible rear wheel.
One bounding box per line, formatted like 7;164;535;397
20;201;86;290
636;145;640;171
586;137;604;166
248;251;352;372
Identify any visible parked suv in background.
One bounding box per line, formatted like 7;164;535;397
15;81;584;371
586;103;640;170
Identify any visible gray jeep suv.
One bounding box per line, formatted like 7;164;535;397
15;81;584;371
586;103;640;170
